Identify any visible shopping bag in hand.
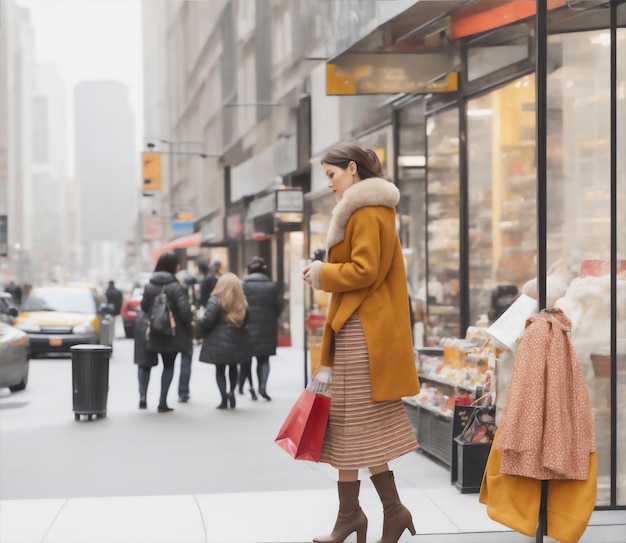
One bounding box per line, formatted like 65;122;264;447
274;367;331;462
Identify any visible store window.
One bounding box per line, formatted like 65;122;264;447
425;108;460;344
618;1;626;506
467;75;537;327
545;28;626;506
466;25;625;504
397;100;427;348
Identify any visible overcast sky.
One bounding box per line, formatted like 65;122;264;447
16;0;144;165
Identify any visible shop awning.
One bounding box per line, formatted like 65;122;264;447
325;0;570;96
151;232;201;266
325;0;465;95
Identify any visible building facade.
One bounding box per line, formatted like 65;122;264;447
143;0;626;513
0;1;35;285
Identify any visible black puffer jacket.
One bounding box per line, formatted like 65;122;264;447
198;296;251;365
141;271;193;353
242;272;283;356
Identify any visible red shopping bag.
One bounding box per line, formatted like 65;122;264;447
274;388;331;462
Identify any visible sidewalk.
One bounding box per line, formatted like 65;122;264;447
1;347;624;543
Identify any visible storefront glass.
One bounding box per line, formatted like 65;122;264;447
397;101;427;347
466;23;626;504
467;75;537;327
425;108;460;343
545;27;626;506
616;2;626;506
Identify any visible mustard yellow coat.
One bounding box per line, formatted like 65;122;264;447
316;178;420;401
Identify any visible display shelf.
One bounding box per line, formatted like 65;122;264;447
418;372;476;393
426;108;461;345
405;366;477;467
403;399;453;466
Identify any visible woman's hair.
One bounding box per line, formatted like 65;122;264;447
321;142;385;181
154;251;179;274
247;256;267;274
212;272;247;326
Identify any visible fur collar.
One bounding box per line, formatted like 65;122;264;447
326;177;399;251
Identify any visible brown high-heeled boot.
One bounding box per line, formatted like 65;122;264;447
313;480;368;543
370;471;416;543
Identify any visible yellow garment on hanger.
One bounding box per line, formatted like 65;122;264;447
479;429;597;543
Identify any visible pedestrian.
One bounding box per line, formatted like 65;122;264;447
177;266;200;404
198;272;251;409
140;251;194;413
105;280;124;316
133;309;158;407
240;256;282;401
301;142;420;543
197;260;219;308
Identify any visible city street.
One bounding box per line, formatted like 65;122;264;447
0;330;340;500
1;330;624;542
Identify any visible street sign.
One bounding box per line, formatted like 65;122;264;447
142;152;162;191
143;216;165;241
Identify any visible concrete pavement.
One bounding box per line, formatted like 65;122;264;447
1;345;624;543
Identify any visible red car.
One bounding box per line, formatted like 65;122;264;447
121;288;143;339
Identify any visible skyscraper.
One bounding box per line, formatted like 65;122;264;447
74;80;137;278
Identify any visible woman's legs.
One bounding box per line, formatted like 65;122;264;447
178;350;192;401
338;469;359;482
227;364;238;407
138;366;151;408
215;365;228;408
238;362;252;393
256;355;271;400
158;352;176;412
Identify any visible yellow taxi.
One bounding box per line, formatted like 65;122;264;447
13;285;115;358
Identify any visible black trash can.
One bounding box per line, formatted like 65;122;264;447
70;344;111;421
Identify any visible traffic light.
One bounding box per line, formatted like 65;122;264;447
142;152;161;191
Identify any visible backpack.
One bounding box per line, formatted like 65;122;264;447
148;286;176;337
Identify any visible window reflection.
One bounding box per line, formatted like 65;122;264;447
426;108;460;343
466;26;626;505
467;75;537;327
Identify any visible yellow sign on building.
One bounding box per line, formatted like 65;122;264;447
142;152;162;191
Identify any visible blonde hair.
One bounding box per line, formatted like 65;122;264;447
211;272;247;326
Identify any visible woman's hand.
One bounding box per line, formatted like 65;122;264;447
302;263;313;286
302;260;323;289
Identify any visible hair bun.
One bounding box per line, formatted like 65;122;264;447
364;148;384;177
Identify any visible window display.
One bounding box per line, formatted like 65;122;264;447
461;27;626;506
467;75;537;328
544;28;626;506
397;100;427;348
425;108;461;343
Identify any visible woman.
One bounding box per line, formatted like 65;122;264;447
140;251;193;413
240;256;283;401
198;272;251;409
302;142;420;543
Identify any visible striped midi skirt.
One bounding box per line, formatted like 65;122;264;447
319;313;419;469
